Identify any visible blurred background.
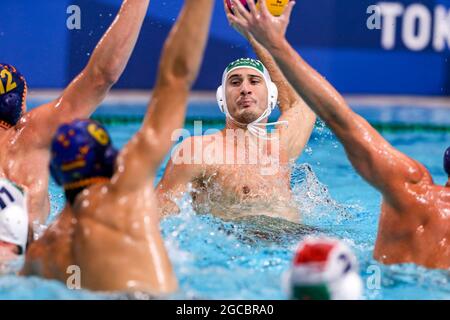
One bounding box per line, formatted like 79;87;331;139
1;0;450;96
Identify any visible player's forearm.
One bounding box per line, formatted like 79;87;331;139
248;36;298;112
112;1;214;190
155;0;214;88
160;203;180;219
267;38;357;134
87;0;149;84
267;39;411;188
157;191;181;219
266;38;396;183
144;0;214;140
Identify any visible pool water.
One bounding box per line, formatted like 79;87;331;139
0;103;449;300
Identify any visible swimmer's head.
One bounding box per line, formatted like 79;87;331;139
444;147;450;177
217;58;278;125
0;179;29;263
285;238;363;300
0;64;27;130
50;119;118;204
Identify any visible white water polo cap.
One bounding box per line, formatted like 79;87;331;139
0;178;29;255
286;238;363;300
216;58;287;139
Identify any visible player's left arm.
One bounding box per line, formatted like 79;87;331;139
249;36;316;160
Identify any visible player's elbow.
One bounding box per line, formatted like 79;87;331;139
136;128;172;169
99;65;122;86
158;57;198;89
173;56;199;86
89;62;122;88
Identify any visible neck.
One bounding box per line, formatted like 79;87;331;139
446;178;450;188
225;119;247;131
224;115;269;130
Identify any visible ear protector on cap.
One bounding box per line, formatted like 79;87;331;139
215;58;287;140
444;146;450;176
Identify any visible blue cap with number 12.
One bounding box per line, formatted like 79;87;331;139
0;63;27;129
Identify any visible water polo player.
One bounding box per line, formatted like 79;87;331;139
0;0;149;227
22;0;214;294
229;0;450;269
156;0;316;222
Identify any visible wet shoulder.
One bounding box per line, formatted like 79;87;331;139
433;184;450;204
407;159;433;185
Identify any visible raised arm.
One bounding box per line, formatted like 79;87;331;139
111;0;214;193
23;0;150;147
249;37;316;160
225;1;315;160
229;0;423;204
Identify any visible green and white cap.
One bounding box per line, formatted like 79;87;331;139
217;58;286;139
222;58;272;86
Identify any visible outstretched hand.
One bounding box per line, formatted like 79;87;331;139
224;0;251;39
228;0;295;48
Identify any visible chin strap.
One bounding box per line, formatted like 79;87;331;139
224;106;288;140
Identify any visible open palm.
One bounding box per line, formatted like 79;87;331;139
228;0;296;48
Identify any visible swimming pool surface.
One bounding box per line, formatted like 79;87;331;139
0;102;449;300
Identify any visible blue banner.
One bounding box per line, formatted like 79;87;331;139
1;0;449;95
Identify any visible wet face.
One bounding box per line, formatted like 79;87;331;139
224;68;268;124
0;240;20;263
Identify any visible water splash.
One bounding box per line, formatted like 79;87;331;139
290;163;356;226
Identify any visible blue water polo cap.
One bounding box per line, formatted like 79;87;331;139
444;147;450;176
50;119;118;190
0;63;27;129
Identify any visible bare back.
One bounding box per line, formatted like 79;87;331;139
22;206;74;280
375;165;450;269
72;183;174;293
23;180;176;294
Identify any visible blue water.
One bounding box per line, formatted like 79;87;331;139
1;103;449;300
